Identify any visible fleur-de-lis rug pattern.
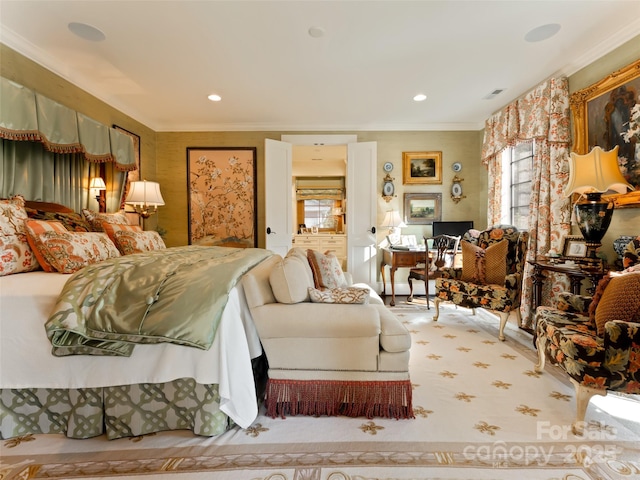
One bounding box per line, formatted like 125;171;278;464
2;303;639;480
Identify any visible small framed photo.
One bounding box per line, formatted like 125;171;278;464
404;193;442;225
562;235;587;258
402;151;442;185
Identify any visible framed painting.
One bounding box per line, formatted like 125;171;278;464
187;147;257;247
113;125;141;211
569;59;640;207
402;151;442;185
404;193;442;225
562;235;587;258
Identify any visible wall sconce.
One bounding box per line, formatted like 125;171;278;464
564;145;633;259
89;177;106;213
125;180;165;219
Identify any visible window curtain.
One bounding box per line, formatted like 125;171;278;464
481;77;572;329
0;76;135;212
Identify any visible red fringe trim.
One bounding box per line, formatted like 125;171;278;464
265;379;414;420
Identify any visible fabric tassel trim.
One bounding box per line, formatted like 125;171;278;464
265;379;414;420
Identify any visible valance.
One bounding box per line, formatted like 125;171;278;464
0;77;137;171
481;77;571;165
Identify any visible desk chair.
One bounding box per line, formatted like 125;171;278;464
407;234;461;308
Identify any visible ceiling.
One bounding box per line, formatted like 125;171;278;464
1;1;640;133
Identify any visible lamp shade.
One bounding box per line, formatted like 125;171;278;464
563;146;632;197
89;177;106;190
125;180;165;207
382;210;406;229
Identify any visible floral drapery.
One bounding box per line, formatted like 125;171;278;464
481;77;572;329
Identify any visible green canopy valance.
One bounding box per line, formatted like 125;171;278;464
0;76;137;171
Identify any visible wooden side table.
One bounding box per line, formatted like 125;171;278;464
528;259;607;310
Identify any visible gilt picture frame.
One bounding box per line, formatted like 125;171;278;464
569;59;640;207
402;151;442;185
404;193;442;225
187;147;257;247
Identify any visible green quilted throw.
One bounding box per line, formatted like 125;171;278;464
46;246;272;357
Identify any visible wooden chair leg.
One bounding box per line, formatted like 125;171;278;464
534;335;546;373
408;277;414;302
433;297;441;321
569;378;607;436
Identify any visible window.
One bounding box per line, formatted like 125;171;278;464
500;143;533;230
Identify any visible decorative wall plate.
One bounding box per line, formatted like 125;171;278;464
452;162;462;172
383;162;394;172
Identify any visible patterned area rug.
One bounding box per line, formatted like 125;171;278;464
2;303;639;479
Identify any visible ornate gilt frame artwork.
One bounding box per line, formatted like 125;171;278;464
402;151;442;185
569;59;640;207
404;193;442;225
187;147;257;247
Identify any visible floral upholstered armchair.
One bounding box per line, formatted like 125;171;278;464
534;257;640;435
433;225;529;341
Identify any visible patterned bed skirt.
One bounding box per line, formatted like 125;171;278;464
0;379;230;440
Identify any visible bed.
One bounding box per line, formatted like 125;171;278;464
0;200;272;440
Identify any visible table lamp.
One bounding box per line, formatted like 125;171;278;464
563;145;633;259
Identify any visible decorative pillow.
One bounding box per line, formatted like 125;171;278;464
112;230;166;255
26;208;91;232
0;195;40;276
307;249;348;290
593;271;640;337
82;209;129;232
460;239;508;285
269;254;313;304
25;219;120;273
308;287;370;304
101;222;143;244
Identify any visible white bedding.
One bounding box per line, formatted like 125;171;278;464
0;271;263;428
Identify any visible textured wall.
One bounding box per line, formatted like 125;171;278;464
155;130;484;248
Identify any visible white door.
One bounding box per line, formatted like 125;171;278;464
346;141;377;286
264;139;292;257
265;137;377;285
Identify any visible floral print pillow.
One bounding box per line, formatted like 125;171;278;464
308;287;369;304
112;230;166;255
24;219;120;273
0;195;40;276
306;249;348;290
82;209;130;232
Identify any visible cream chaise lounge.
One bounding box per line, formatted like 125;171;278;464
242;248;413;419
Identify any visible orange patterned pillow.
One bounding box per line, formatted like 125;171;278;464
101;222;142;244
23;220;68;272
1;195;40;275
112;230;166;255
461;239;508;285
82;209;129;232
594;271;640;336
24;219;120;273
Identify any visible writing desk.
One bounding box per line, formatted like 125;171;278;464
380;247;428;306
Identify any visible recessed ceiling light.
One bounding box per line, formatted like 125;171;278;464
308;26;325;38
413;94;427;102
524;23;561;43
68;22;105;42
208;94;222;102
